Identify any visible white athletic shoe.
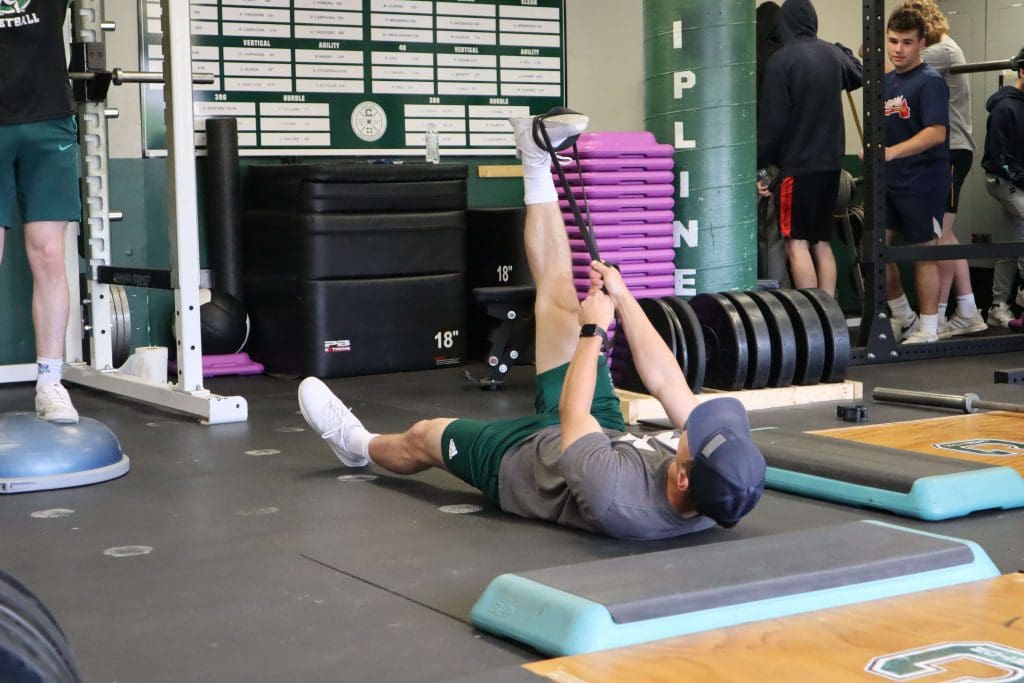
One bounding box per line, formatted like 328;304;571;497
509;111;589;164
889;311;919;343
938;310;988;339
35;383;79;424
987;303;1014;328
902;328;938;344
297;377;370;468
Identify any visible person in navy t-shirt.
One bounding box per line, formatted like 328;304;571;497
881;8;950;344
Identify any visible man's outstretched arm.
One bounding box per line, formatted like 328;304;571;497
591;262;698;429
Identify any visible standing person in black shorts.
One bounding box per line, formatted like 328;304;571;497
881;8;949;344
295;112;767;541
757;0;863;298
899;0;987;338
0;0;81;422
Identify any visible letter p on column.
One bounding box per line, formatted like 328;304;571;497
674;71;696;99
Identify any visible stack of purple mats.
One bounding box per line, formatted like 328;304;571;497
554;131;677;349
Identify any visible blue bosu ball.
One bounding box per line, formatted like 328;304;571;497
0;413;129;494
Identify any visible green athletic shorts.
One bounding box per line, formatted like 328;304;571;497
441;356;625;504
0;116;82;228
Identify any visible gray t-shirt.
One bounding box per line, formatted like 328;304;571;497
922;35;976;153
497;425;715;540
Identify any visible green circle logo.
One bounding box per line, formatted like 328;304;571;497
0;0;32;15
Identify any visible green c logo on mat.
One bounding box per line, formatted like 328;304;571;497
935;439;1024;457
867;642;1024;681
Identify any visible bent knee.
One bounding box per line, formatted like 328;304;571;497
406;418;453;464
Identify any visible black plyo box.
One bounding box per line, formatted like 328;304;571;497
248;274;465;378
243;209;466;280
994;368;1024;385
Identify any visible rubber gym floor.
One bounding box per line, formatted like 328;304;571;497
1;353;1022;682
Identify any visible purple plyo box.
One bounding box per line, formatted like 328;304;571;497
563;210;676;226
558;156;676;173
558;170;675;186
571;260;675;279
558;196;675;213
566;223;676;240
573;131;675;159
557;183;676;199
574;274;676;290
569;246;679;266
569;236;679;254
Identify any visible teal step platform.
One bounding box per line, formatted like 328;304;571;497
1;412;129;494
471;521;997;656
754;429;1024;520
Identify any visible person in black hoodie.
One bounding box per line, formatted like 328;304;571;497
982;46;1024;329
757;0;863;298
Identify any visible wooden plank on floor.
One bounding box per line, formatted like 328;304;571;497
815;411;1024;475
525;573;1024;682
617;380;863;425
478;165;523;178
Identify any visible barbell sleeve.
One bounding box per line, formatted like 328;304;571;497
873;388;978;413
68;70;215;86
873;387;1024;414
949;59;1016;75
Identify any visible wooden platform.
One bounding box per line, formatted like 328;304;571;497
816;411;1024;475
526;573;1024;682
617;380;863;425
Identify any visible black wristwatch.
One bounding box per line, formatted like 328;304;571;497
579;324;609;350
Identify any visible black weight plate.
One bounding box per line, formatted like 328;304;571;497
638;298;679;358
766;289;826;385
744;290;798;387
798;288;851;383
609;336;645;394
689;293;749;391
657;298;690;389
661;296;705;394
720;291;772;390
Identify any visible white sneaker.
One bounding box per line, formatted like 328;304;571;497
987;303;1014;328
938;310;988;339
297;377;370;467
35;383;79;424
902;328;938;344
889;311;919;343
509;111;589;164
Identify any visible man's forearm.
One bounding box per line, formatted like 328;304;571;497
559;336;603;419
887;125;946;160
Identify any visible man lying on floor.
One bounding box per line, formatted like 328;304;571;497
297;111;766;540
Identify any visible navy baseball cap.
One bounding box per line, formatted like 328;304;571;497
686;398;767;527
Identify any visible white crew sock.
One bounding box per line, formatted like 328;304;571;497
344;425;378;461
887;294;913;321
919;313;939;336
521;155;557;205
36;357;63;389
937;302;947;319
956;294;977;318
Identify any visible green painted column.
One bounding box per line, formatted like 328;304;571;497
643;0;757;294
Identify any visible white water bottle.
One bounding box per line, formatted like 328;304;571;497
425;123;440;164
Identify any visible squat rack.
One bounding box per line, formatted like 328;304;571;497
854;0;1024;364
58;0;247;423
